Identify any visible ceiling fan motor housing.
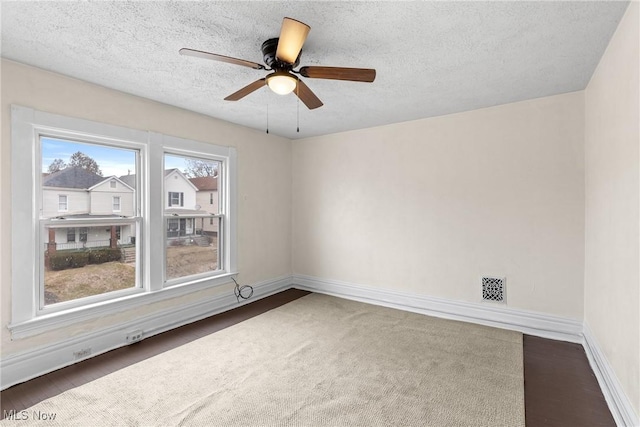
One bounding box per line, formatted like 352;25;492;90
262;38;300;69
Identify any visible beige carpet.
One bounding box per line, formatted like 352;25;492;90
6;294;525;426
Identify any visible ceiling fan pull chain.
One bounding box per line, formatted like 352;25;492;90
266;103;269;134
296;81;300;133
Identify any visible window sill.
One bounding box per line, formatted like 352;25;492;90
8;272;237;340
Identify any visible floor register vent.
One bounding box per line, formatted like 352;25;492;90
482;277;505;303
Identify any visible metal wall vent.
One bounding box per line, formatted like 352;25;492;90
482;277;506;303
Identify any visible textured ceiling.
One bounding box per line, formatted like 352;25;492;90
1;1;629;140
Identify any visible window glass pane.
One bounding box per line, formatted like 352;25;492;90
41;137;137;219
41;136;139;307
43;222;138;306
58;195;68;211
165;218;220;280
164;154;221;281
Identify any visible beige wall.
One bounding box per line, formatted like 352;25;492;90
0;59;292;356
293;92;586;319
585;2;640;417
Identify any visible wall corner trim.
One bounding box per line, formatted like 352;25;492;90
292;274;584;343
0;275;292;391
583;322;640;427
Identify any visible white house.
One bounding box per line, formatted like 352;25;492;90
189;175;219;236
43;167;135;251
119;168;213;242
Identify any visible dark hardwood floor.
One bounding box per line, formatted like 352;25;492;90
1;289;615;426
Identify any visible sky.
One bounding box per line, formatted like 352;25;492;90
41;137;213;178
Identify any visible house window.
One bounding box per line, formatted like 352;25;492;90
110;179;116;188
168;192;183;207
210;218;214;225
58;195;68;211
210;193;213;204
10;106;237;338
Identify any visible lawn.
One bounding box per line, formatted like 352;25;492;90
44;244;218;305
166;245;218;280
45;261;135;305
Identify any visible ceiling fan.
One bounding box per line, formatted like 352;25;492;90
179;17;376;110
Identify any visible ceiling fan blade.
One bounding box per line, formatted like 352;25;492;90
294;79;323;110
299;66;376;82
224;78;266;101
275;17;310;64
179;48;265;70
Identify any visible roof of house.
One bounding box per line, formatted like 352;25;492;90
118;174;136;189
165;208;214;216
189;176;218;191
119;169;204;191
43;166;104;189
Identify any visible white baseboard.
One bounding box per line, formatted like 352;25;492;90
1;275;292;391
292;274;583;343
583;323;639;427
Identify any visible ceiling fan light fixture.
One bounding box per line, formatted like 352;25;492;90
267;72;297;95
276;17;311;64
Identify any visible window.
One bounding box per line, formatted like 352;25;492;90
41;137;139;308
58;195;68;211
164;154;222;282
10;106;237;338
168;192;183;207
210;193;213;204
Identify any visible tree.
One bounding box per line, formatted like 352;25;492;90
68;151;102;176
47;158;67;173
184;159;218;178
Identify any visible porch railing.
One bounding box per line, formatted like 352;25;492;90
45;237;134;251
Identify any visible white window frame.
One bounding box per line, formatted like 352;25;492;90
163;153;225;285
168;191;183;207
112;195;121;212
10;106;237;339
110;179;116;189
58;194;68;212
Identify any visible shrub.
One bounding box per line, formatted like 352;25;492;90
88;248;122;264
49;253;72;271
69;252;89;268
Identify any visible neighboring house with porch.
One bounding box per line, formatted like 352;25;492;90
43;166;135;251
189;175;219;236
119;169;212;243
